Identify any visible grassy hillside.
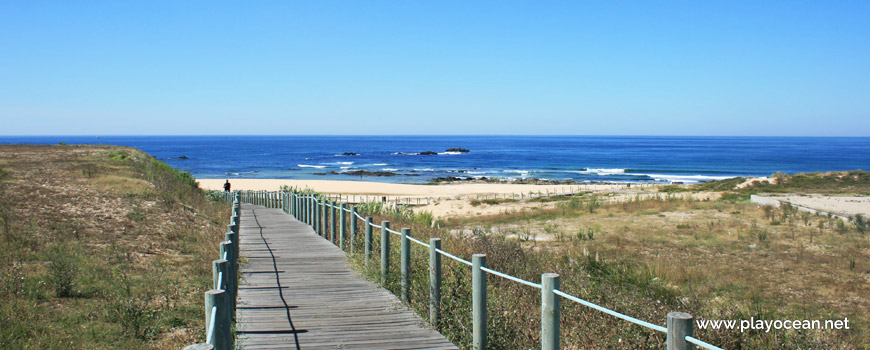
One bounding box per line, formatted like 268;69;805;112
0;145;228;349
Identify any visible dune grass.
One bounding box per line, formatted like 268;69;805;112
0;145;229;349
335;187;867;349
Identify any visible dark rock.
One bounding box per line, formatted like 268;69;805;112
419;151;438;155
341;152;359;156
343;170;399;177
169;156;189;160
446;147;470;153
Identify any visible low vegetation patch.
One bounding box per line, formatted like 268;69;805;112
333;182;867;349
0;145;228;349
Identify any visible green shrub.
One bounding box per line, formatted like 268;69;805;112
113;296;161;340
47;247;78;298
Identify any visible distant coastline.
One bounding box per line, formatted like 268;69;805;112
2;135;868;185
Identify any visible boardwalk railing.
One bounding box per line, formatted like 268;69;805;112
186;193;241;350
234;182;662;208
236;189;722;350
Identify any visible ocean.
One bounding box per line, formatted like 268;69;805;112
2;135;868;184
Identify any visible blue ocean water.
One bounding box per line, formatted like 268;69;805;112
2;136;869;184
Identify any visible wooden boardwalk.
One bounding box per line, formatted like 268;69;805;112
235;203;458;350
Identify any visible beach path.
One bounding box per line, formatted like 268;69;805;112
235;203;457;350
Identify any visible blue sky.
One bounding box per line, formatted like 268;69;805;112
1;1;868;136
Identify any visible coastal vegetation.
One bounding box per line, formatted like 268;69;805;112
342;177;868;349
664;170;870;195
0;145;228;349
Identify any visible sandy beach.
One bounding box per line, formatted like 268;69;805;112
198;178;632;197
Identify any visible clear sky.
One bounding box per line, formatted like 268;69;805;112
1;1;868;136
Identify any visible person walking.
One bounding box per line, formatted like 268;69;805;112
223;179;231;192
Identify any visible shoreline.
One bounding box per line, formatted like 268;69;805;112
197;178;643;196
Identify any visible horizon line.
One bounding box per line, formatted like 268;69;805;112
3;134;870;138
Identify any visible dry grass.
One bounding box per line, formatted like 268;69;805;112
337;189;868;349
0;145;229;349
446;195;870;348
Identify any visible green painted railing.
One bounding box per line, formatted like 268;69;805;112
186;192;240;350
234;189;722;350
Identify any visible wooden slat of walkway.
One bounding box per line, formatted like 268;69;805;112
236;204;458;350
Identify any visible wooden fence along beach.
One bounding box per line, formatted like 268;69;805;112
188;190;723;350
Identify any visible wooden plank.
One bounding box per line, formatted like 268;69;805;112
235;204;457;350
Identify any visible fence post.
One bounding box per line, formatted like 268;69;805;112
308;196;313;226
313;197;319;232
667;312;694;350
350;207;358;254
472;254;487;350
330;201;337;243
401;228;411;304
365;217;373;266
205;289;231;350
213;259;228;291
339;204;347;250
329;201;340;243
429;237;441;327
381;221;390;285
321;201;327;240
220;241;236;318
541;273;560;350
313;198;319;235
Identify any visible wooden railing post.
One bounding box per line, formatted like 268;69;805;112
205;289;231;350
667;312;694;350
381;221;390;285
332;201;338;243
429;237;442;326
320;200;327;239
220;241;236;318
339;204;347;250
314;199;321;235
401;228;411;303
307;196;313;226
473;254;487;350
213;259;228;291
541;273;560;350
350;207;358;254
365;217;373;266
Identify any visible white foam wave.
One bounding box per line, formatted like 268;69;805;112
642;174;736;183
298;164;326;169
583;168;627;175
438;151;463;155
382;168;399;172
373;163;388;166
502;169;530;177
413;168;435;172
